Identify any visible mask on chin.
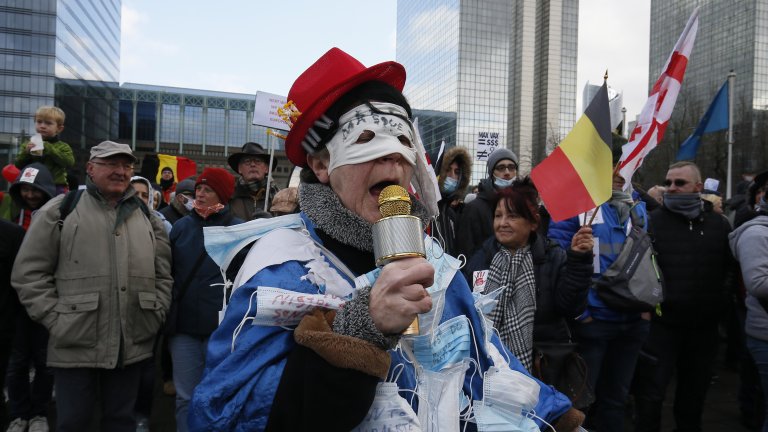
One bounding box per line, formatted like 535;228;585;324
494;176;514;188
193;200;224;219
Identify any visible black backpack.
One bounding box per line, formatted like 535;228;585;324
594;207;665;312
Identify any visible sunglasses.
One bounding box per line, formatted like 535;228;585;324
663;179;690;187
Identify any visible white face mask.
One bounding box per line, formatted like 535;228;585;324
181;194;194;211
326;102;417;174
351;382;421;432
252;286;346;326
417;360;468;432
482;366;540;415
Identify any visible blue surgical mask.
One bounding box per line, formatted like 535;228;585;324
473;401;540;432
412;315;472;372
443;176;459;194
494;176;514;188
483;366;540;415
203;213;304;270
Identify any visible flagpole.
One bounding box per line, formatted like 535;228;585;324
264;130;275;213
726;70;736;200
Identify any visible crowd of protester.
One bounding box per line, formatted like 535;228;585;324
0;49;767;432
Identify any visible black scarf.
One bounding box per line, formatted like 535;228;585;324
663;192;703;219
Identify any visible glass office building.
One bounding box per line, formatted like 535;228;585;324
0;0;120;170
397;0;579;184
117;83;291;183
648;0;768;186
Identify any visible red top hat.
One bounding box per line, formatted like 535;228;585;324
284;47;406;166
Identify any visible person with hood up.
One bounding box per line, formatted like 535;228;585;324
730;170;768;432
159;177;196;225
227;142;278;221
130;176;171;234
167;167;243;432
432;145;471;256
2;163;56;231
188;47;583;432
455;147;519;258
4;164;56;432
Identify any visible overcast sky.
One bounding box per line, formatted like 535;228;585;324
120;0;651;120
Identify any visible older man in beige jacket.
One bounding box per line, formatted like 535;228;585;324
12;141;172;432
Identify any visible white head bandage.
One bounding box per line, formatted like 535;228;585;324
326;102;417;174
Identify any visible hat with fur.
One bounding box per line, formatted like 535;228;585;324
436;146;472;198
195;168;235;204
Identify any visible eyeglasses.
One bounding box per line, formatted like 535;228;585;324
240;157;267;166
664;179;690;187
91;161;134;171
494;164;518;173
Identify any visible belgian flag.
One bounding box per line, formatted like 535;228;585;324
139;154;198;184
530;81;613;222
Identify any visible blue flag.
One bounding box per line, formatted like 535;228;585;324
676;80;729;160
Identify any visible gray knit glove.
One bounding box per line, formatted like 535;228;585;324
332;286;401;350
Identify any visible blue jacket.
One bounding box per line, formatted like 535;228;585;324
170;208;243;336
189;213;571;431
547;201;648;322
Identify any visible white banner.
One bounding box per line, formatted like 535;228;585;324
252;91;288;130
474;131;501;161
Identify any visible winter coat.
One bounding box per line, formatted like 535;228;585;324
15;136;74;186
455;177;498;258
169;208;243;337
188;213;572;431
10;183;172;368
650;204;733;327
159;199;188;225
0;220;24;342
548;201;649;322
433;146;472;256
229;180;278;221
729;215;768;341
464;233;593;343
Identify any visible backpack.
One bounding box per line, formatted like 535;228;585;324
58;188;150;230
594;206;665;312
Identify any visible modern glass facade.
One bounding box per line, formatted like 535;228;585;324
397;0;579;184
0;0;120;172
647;0;768;187
117;83;291;183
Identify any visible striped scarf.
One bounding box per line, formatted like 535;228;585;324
486;244;537;371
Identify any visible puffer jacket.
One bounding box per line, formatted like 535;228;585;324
464;233;593;342
650;203;732;327
169;208;243;337
548;200;649;322
455;178;498;258
433;146;472;256
730;215;768;341
10;182;172;368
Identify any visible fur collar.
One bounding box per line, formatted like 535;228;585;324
299;182;430;252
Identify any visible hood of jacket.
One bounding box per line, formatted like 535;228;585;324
436;146;472;199
730;214;768;259
9;162;56;209
130;175;154;209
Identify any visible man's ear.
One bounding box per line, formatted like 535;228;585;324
306;153;330;184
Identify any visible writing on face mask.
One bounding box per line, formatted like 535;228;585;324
412;315;471;372
252;286;346;326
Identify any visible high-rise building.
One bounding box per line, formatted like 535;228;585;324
0;0;121;170
396;0;579;184
648;1;768;186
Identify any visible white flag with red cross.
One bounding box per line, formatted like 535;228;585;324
618;7;699;189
